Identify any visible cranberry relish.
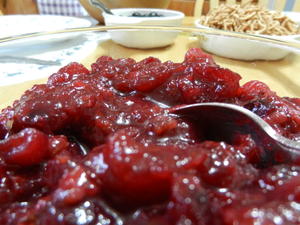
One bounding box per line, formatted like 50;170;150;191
0;48;300;225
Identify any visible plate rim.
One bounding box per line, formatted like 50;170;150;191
0;14;93;39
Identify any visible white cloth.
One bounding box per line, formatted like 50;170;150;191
36;0;88;16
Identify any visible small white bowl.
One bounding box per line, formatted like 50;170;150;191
194;19;300;61
103;8;184;49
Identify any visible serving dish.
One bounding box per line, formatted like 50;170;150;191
0;26;300;225
1;25;300;105
195;11;300;61
103;8;184;48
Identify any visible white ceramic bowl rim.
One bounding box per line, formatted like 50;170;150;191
194;19;300;40
103;8;185;21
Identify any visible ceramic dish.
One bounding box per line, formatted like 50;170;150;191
103;8;185;49
194;12;300;61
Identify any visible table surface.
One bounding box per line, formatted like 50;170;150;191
1;17;300;110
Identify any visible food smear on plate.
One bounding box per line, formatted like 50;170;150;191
0;48;300;224
199;3;300;35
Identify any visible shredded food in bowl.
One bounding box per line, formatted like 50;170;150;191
199;3;300;35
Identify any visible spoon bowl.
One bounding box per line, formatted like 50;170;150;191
170;102;300;160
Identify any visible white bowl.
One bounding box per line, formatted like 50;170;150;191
103;8;184;49
194;18;300;61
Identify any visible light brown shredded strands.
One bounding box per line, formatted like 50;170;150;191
199;3;300;36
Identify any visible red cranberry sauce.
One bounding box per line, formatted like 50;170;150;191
0;48;300;225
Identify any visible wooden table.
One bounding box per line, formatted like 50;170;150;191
1;17;300;110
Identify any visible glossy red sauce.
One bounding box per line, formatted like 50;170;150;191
0;48;300;225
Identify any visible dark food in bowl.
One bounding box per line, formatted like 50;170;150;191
130;11;163;17
0;48;300;224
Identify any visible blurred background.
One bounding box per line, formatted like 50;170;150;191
1;0;202;18
0;0;299;22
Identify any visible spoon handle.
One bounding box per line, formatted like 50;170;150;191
89;0;113;15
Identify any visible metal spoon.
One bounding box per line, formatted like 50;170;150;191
89;0;114;15
170;102;300;159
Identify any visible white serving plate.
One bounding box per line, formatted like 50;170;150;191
0;15;109;86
